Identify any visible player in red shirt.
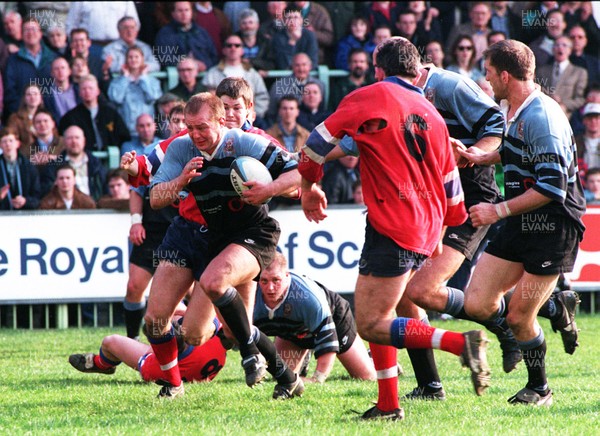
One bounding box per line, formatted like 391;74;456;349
68;310;227;385
299;38;491;421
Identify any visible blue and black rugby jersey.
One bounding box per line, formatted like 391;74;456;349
254;272;340;358
499;89;586;233
151;127;297;234
423;67;505;207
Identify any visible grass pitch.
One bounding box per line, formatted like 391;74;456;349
0;317;598;435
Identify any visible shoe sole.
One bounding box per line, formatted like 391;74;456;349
461;331;491;396
552;292;580;355
502;350;523;373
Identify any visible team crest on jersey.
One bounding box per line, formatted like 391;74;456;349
283;303;292;316
425;88;435;103
224;138;235;155
517;121;525;140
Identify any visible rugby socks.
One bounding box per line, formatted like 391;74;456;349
252;326;295;384
94;348;121;369
148;326;182;387
123;299;145;339
519;329;549;395
538;298;559;320
391;317;465;356
213;287;260;358
444;287;507;322
406;317;443;391
370;343;399;412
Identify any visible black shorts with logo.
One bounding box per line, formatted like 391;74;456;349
442;218;490;261
208;216;281;276
358;219;427;277
485;214;581;275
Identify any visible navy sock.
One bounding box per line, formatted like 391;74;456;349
252;327;295;384
123;300;145;339
213;288;259;357
518;330;548;395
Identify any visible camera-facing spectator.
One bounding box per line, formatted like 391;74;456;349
329;49;374;111
267;95;309;154
560;1;600;55
322;149;360;204
352;180;364;205
237;8;272;77
334;16;376;71
66;1;140;46
0;127;41;210
97;168;130;210
266;52;325;123
6;84;44;150
27;108;65;165
268;6;319;70
59;74;130;152
155;93;184;139
584;167;600;205
46;26;69;57
70;55;91;85
102;16;160;77
3;10;22;54
41;125;107;200
259;1;287;41
67;28;104;83
537;36;588;118
489;1;522;40
395;10;431;49
424;40;445;67
446;35;484;83
569;25;600;86
169;58;207;101
107;46;162;137
121;113;160;156
154;1;218;70
297;80;331;131
576;102;600;171
372;24;393;47
4;17;56;114
202;34;270;120
39;163;96;210
530;8;567;69
43;57;81;124
446;2;492;62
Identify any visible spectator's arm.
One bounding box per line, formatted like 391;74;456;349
107;75;130;105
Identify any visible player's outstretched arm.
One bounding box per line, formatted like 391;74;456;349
301;178;328;222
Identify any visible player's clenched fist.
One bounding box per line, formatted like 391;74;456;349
121;151;139;176
469;202;499;227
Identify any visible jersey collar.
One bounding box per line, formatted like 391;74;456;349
383;76;424;96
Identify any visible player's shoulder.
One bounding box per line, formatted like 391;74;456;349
523;92;570;136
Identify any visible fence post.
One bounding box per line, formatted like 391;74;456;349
56;304;69;329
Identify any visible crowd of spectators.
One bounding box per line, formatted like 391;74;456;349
0;1;598;210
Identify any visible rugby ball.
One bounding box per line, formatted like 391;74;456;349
230;156;273;203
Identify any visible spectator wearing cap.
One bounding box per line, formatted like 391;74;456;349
576;102;600;171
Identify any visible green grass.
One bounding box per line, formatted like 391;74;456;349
0;317;599;435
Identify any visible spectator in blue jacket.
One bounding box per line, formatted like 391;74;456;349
108;46;162;137
268;6;319;70
154;1;218;70
3;17;56;115
335;16;376;71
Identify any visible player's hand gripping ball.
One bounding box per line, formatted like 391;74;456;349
230;156;273;204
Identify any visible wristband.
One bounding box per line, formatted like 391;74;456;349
495;202;512;219
312;370;327;384
503;201;512;217
495;203;504;219
131;213;143;225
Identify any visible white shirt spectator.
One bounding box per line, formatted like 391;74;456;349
66;2;140;43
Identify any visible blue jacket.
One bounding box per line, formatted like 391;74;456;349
3;43;57;114
0;153;42;210
334;34;376;71
154;21;218;68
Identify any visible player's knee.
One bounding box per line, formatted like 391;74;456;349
356;319;377;343
505;311;528;336
464;296;494;321
199;277;227;300
125;279;146;299
101;334;119;350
